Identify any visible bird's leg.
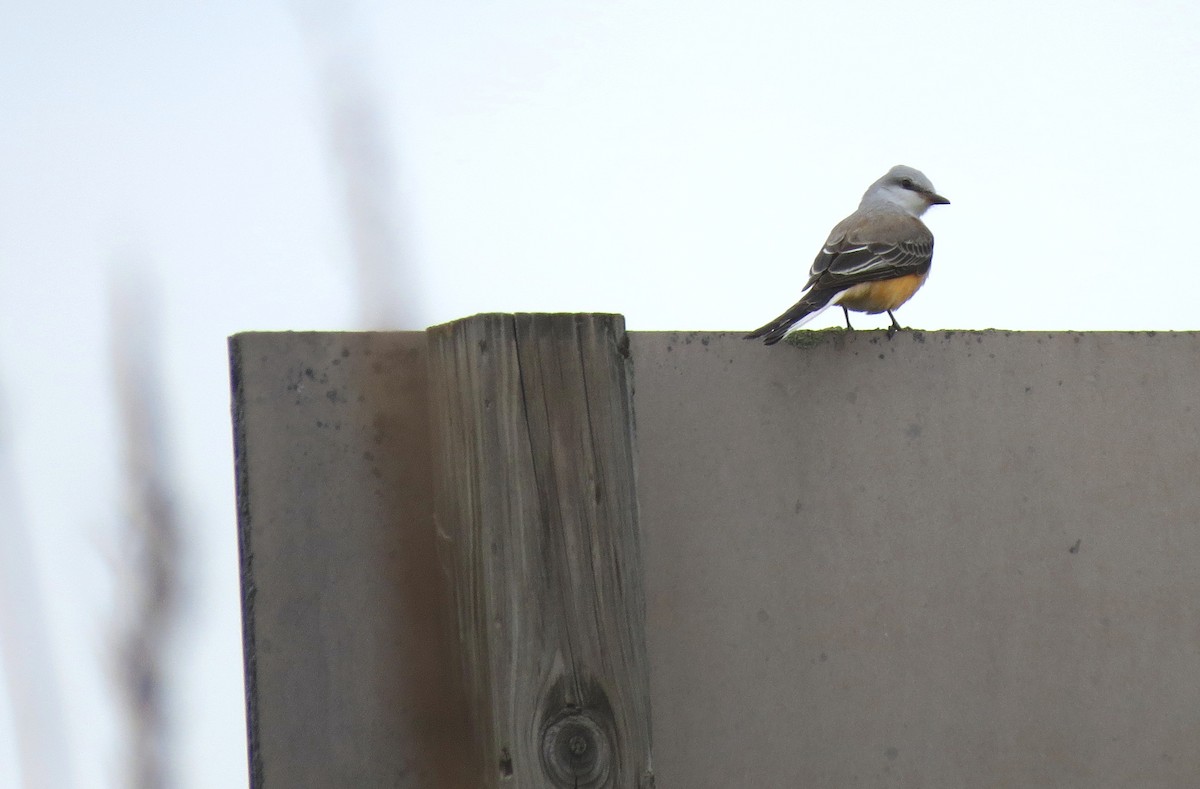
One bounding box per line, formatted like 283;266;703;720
842;306;854;331
886;310;902;338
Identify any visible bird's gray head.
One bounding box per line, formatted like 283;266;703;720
861;165;950;217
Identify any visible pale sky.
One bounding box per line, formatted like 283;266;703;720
2;1;1199;786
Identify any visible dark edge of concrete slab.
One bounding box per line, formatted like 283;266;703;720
227;335;263;789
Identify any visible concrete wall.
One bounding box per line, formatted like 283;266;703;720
232;329;1200;787
230;332;474;788
634;330;1200;788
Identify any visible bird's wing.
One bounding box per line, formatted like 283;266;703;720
804;211;934;291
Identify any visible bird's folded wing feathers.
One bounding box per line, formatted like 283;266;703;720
805;213;934;290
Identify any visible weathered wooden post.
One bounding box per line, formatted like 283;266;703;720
427;314;655;788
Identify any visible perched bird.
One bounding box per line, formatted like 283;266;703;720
746;165;949;344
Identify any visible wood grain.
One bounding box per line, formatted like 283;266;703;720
427;314;654;788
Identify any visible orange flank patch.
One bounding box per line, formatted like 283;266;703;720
836;273;929;314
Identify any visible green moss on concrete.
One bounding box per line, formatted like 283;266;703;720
782;327;852;349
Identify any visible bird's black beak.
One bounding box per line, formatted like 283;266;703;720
928;192;950;206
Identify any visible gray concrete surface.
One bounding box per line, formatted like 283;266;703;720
230;332;473;788
232;329;1200;788
633;330;1200;788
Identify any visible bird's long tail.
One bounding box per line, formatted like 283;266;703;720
744;289;839;345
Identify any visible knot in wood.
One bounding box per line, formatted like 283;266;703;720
540;708;611;787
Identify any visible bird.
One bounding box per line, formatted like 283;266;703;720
745;165;949;344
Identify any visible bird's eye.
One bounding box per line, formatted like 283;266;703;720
901;178;914;190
